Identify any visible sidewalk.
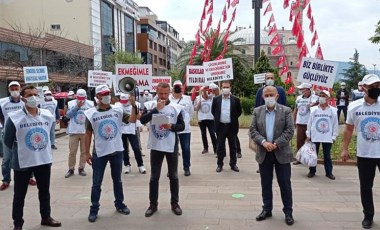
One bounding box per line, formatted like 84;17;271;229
1;126;379;230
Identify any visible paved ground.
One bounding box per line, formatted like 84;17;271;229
1;126;380;230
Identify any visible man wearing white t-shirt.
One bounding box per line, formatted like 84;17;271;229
341;74;380;229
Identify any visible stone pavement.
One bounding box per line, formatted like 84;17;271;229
1;126;380;230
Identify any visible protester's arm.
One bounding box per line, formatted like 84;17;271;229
169;111;185;132
341;124;354;161
140;107;159;125
4;118;16;149
84;118;93;165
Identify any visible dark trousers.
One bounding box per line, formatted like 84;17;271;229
216;123;237;167
309;142;333;176
296;124;308;151
259;152;293;215
357;157;380;220
198;120;217;153
122;133;144;167
178;133;191;170
149;149;179;206
236;136;241;154
13;164;51;227
337;106;347;122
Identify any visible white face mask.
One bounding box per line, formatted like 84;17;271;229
266;79;274;86
341;86;345;89
264;97;276;107
222;88;231;95
45;95;52;100
318;97;327;104
10;90;20;97
25;96;40;108
101;95;111;105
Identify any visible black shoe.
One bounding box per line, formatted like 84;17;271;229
293;161;301;165
216;166;223;173
88;212;98;222
13;226;22;230
171;203;182;216
256;169;260;173
326;174;335;180
285;214;294;225
51;145;58;150
78;169;87;176
145;205;158;217
65;169;74;178
237;153;242;158
41;217;62;227
362;218;373;229
201;149;208;154
307;172;315;178
231;165;240;172
256;210;272;221
184;169;191;176
116;205;130;215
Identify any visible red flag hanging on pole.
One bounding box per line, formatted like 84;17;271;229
231;0;239;7
270;34;280;46
263;2;272;16
307;5;312;19
222;6;227;22
227;18;233;31
231;7;236;21
280;65;289;76
215;20;221;37
268;24;277;36
299;43;308;58
285;74;292;84
289;6;294;22
223;31;229;43
276;55;286;66
204;14;213;32
303;0;310;8
296;31;304;48
292;19;300;36
199;20;203;34
191;45;197;57
272;44;283;55
201;6;206;20
283;0;289;9
226;0;230;9
292;0;300;9
309;16;315;32
311;31;318;47
315;43;324;60
195;30;201;46
205;0;209;6
267;14;275;27
287;84;295;94
207;1;213;14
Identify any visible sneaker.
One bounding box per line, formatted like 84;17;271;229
0;182;9;191
138;166;146;174
88;212;98;222
51;145;58;150
28;178;37;186
145;205;157;217
65;169;74;178
201;149;208;154
124;165;131;174
116;205;130;215
78;169;87;176
171;203;182;216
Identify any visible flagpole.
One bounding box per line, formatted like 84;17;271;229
252;0;263;65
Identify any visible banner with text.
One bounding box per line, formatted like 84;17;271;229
23;66;49;83
204;58;233;83
151;76;172;92
186;66;207;86
87;70;113;88
114;64;152;95
253;73;266;84
297;57;338;88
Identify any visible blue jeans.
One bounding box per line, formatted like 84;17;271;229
90;151;125;214
50;122;56;146
0;129;4;157
122;133;144;167
178;133;191;170
2;142;14;183
309;142;333;176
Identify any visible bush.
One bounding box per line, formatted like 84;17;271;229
287;95;296;110
240;97;255;115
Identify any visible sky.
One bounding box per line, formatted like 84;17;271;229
134;0;380;71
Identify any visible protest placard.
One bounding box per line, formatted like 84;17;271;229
87;70;113;88
186;66;207;86
253;73;266;84
297;57;338;88
23;66;49;83
114;64;152;95
151;76;171;92
204;58;233;83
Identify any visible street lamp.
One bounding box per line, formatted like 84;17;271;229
252;0;263;65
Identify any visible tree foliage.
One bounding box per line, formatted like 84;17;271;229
105;50;144;73
341;49;368;90
369;20;380;44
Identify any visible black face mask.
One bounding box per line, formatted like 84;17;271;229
368;88;380;100
173;86;182;94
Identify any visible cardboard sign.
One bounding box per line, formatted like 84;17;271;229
114;64;152;96
87;70;113;88
151;76;171;92
186;66;207;86
297;57;338;88
254;73;266;84
23;66;49;83
204;58;233;83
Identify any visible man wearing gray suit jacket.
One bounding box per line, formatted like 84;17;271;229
249;86;295;226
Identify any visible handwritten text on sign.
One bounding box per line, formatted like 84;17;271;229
23;66;49;83
186;66;206;86
114;64;153;96
296;57;338;88
87;70;113;88
151;76;172;92
204;58;233;83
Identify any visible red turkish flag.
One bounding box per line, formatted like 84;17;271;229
201;6;206;20
227;17;233;30
215;54;224;60
205;0;209;6
303;0;310;8
295;10;301;21
188;58;193;65
191;45;197;57
205;15;213;32
268;24;277;36
231;0;239;7
289;7;294;22
272;45;283;55
309;16;315;32
199;20;203;34
292;0;300;9
267;14;275;27
280;65;289;76
285;75;292;84
283;0;289;9
263;2;272;16
292;19;300;36
226;0;230;9
287;85;295;94
215;20;221;37
315;43;324;60
311;31;318;47
297;31;304;49
270;34;280;46
195;30;201;46
299;43;308;58
222;6;227;22
223;31;229;43
207;1;213;14
307;5;312;19
231;8;236;21
276;55;286;66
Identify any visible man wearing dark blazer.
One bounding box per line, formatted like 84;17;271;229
211;81;242;173
249;86;295;226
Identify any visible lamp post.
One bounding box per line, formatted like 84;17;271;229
252;0;263;65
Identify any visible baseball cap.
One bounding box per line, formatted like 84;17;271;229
209;83;218;90
173;80;182;86
76;89;87;100
44;90;52;95
120;93;130;101
95;84;110;95
340;82;346;86
362;74;380;86
8;81;20;87
68;91;75;96
42;86;49;92
320;90;330;98
296;83;312;89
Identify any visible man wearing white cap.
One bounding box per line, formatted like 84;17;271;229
64;89;94;178
40;90;60;150
306;90;338;180
293;83;319;165
336;82;350;122
342;74;380;229
0;81;36;191
352;81;365;101
84;84;137;222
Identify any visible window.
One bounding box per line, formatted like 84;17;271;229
100;0;114;68
149;40;153;49
162;47;166;54
124;15;135;53
154;43;157;51
154;55;157;64
159;45;162;52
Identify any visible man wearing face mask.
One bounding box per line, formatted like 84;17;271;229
249;86;295;226
169;80;194;176
4;85;61;230
352;81;365;101
305;90;338;180
84;85;137;222
0;81;37;191
115;93;145;174
254;72;287;108
64;89;94;178
40;90;60;150
211;81;242;173
336;82;350;122
341;74;380;229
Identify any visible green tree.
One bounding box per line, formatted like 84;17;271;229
105;50;144;72
341;49;368;90
369;20;380;44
